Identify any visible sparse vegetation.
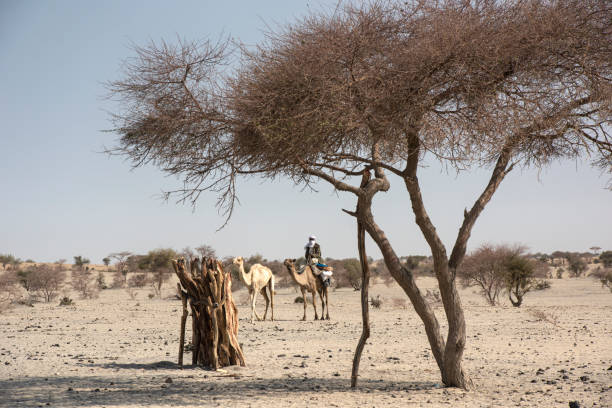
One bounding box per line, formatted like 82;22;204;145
370;295;382;309
71;268;97;299
424;289;442;305
505;254;538;308
567;255;588;277
591;268;612;292
96;272;107;290
599;251;612;268
0;270;19;312
58;296;74;306
128;273;147;288
329;258;361;290
73;255;90;271
526;308;559;327
458;244;510;306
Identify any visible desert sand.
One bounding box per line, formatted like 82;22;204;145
1;274;611;407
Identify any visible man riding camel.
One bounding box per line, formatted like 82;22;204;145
304;235;333;286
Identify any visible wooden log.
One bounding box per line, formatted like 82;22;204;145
172;257;245;369
178;283;188;368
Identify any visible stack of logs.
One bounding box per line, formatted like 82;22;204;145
172;257;245;369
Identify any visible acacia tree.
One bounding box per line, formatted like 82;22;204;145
109;251;132;287
108;1;612;388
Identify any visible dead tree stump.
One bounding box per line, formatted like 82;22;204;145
172;257;245;369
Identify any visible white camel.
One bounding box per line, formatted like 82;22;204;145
232;256;275;323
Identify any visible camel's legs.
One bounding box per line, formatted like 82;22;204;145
260;287;270;321
311;290;319;320
249;290;255;323
301;287;307;321
324;288;330;320
318;290;325;320
252;288;263;321
268;278;274;321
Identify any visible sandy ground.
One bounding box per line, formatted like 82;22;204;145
1;275;611;408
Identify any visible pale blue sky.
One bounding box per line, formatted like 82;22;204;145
0;1;610;264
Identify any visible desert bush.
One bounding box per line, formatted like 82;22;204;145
533;280;552;291
458;244;510;305
591;267;612;292
16;269;33;292
128;273;148;288
59;296;74;306
32;265;66;302
111;270;126;288
294;296;304;303
16;265;66;302
72;255;90;271
0;270;19;312
567;255;588;277
71;269;97;299
148;293;155;299
137;248;177;297
195;244;216;259
504;255;537;307
556;268;564;279
96;272;107;290
526;308;559;326
424;289;442;305
330;258;361;290
599;251;612;268
370;295;383;309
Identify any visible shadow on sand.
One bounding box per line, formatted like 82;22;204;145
0;365;441;407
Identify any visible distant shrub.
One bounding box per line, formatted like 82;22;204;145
599;251;612;268
96;272;107;290
128;273;148;288
294;296;304;303
16;265;66;302
329;258;361;290
59;296;74;306
526;308;559;326
534;280;552;291
424;289;442;305
71;269;97;299
370;295;383;309
111;270;126;288
148;293;155;299
591;268;612;292
567;255;588;277
0;270;19;312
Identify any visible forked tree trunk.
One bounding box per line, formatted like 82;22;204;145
172;258;245;369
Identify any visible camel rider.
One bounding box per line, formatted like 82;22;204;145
304;235;333;286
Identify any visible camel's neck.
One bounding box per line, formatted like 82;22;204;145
239;264;252;287
287;264;308;286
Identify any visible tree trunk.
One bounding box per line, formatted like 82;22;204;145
172;258;245;369
351;170;372;388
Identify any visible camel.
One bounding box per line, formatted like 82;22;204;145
283;258;330;320
232;256;275;323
